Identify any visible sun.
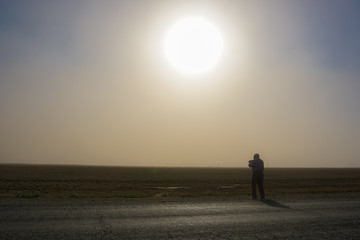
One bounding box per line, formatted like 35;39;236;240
164;17;223;75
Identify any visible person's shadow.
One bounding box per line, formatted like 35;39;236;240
260;199;290;209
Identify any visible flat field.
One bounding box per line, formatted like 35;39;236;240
1;164;359;198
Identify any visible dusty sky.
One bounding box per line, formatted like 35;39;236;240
1;0;360;167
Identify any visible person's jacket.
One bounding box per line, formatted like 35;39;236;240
248;159;264;172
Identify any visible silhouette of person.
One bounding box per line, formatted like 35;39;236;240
248;153;265;200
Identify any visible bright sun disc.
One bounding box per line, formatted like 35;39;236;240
164;17;223;75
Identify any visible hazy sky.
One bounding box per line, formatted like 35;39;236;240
1;0;360;167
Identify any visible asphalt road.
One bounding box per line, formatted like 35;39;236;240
1;194;360;240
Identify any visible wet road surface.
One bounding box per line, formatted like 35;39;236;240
1;194;359;239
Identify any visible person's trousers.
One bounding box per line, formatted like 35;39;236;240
252;172;265;199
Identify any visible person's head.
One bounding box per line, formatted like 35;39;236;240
254;153;260;160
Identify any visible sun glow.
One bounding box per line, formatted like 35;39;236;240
164;17;223;75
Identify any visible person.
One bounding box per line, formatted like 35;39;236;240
248;153;265;200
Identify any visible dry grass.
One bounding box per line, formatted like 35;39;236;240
1;164;359;198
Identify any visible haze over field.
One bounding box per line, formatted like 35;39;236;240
1;0;360;167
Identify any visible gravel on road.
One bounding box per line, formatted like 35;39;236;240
0;193;360;240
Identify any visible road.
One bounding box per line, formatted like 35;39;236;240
0;194;359;239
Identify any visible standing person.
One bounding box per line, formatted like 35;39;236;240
248;153;265;200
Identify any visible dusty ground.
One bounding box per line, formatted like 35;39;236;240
1;193;359;239
1;165;360;198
